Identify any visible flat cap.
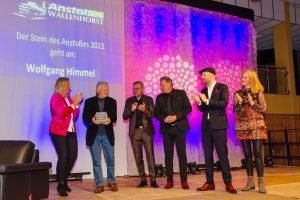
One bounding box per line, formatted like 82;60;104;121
199;67;216;75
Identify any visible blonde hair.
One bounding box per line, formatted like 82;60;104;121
243;70;264;94
54;77;69;94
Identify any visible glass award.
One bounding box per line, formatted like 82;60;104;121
95;112;107;124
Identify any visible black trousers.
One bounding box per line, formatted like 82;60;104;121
162;126;187;182
202;121;232;185
131;128;156;180
241;139;264;177
50;132;78;184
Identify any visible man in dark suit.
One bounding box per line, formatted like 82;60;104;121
123;81;159;188
82;82;118;193
154;76;192;190
192;67;237;194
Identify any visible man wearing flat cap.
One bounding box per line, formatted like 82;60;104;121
192;67;237;194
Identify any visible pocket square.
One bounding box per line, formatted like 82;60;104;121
214;89;219;94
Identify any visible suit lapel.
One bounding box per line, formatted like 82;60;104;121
103;97;108;112
141;95;145;102
163;93;168;110
94;96;100;112
62;95;68;107
171;90;175;109
140;95;145;107
211;83;219;99
132;96;137;120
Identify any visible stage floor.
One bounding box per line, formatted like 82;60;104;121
48;166;300;200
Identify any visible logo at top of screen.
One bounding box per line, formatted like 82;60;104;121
13;1;104;25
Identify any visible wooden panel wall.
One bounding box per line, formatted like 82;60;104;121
264;114;300;166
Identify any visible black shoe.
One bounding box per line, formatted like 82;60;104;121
57;183;68;197
64;180;72;192
137;180;148;188
150;181;159;188
64;184;72;192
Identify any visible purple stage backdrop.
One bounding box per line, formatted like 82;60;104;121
124;0;257;175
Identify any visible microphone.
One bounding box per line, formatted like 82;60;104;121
240;88;250;106
241;88;248;96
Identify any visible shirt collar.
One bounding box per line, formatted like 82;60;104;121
165;89;174;95
134;95;143;102
208;81;217;90
97;97;105;101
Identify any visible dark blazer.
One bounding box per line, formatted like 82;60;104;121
123;95;155;137
82;96;117;146
197;83;229;130
154;89;192;133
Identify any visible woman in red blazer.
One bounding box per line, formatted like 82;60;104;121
49;77;83;197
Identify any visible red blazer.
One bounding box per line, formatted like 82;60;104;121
49;93;79;136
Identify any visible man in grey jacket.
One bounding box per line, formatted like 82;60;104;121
123;81;159;188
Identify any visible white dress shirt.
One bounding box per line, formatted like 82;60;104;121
65;97;75;132
206;81;217;119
